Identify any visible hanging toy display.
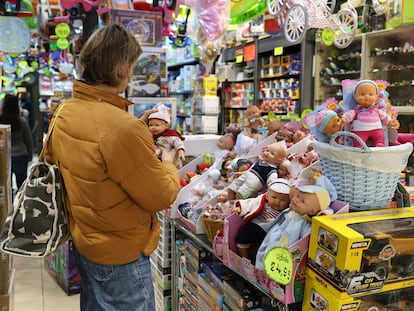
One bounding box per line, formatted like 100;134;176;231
169;5;191;48
0;0;33;54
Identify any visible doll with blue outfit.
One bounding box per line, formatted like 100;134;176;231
255;176;337;270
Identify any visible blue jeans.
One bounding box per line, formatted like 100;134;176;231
72;245;155;311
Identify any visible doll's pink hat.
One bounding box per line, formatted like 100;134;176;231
315;109;337;133
149;104;171;124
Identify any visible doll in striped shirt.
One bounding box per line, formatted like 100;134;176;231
231;178;291;264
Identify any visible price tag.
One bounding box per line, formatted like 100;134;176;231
263;247;293;285
57;38;69;50
236;55;244;63
55;23;71;39
321;28;334;46
274;47;283;56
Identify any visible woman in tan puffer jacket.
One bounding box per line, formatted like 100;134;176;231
45;24;179;311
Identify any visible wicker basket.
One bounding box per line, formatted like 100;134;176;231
312;131;413;211
202;215;224;241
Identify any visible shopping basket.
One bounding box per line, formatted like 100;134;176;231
201;215;224;242
312;131;413;211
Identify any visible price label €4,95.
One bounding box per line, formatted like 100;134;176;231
263;247;293;285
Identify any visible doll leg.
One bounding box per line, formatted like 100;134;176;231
236;243;251;258
352;131;370;147
369;129;385;147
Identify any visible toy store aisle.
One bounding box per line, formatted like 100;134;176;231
12;256;79;311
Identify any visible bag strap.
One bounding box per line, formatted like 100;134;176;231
39;103;66;161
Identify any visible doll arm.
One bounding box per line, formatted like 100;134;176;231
378;109;400;129
342;110;356;123
177;149;186;160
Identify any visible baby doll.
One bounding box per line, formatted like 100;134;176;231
315;109;345;141
204;191;233;220
149;104;185;167
232;178;291;264
266;118;283;137
277;159;291;181
215;133;237;161
275;127;294;148
234;105;265;157
292;130;308;144
255;176;337;270
342;80;399;147
228;142;287;200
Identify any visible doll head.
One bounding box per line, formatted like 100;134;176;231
217;133;236;151
262;143;286;166
148;104;171;136
276;128;294;143
277;159;291;179
353;80;379;109
293;130;308;144
245;105;264;130
315;109;344;135
267;119;283;136
267;178;291;212
290;184;330;217
216;191;228;203
290;176;337;218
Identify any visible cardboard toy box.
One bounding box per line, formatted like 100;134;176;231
44;239;80;295
221;201;349;305
303;267;414;311
110;9;162;47
308;207;414;295
0;125;11;234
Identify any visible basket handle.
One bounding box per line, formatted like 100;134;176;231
329;131;371;153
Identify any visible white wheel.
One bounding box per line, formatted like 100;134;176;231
333;9;357;49
284;4;307;44
317;0;336;17
266;0;288;16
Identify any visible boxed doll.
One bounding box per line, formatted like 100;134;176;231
308;207;414;295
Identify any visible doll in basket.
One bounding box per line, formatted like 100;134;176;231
255;176;337;270
148;104;185;167
342;80;400;147
231;178;291;264
227;142;287;200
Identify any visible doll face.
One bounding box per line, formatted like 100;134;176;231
262;143;286;165
149;118;169;136
267;189;290;212
290;189;321;216
323;115;344;135
278;165;289;178
217;191;228;203
276;128;293;142
217;134;235;151
354;82;378;108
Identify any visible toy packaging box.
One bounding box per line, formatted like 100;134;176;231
308;207;414;295
221;200;349;305
44;240;80;295
303;267;414;311
110;9;162;47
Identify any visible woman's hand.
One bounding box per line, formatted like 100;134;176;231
140;108;158;124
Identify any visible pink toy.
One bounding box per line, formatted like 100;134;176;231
342;80;399;147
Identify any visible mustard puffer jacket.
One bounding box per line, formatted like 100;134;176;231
45;80;180;265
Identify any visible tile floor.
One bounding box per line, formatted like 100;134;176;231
12;256;79;311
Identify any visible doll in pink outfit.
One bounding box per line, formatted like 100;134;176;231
149;104;185;167
342;80;399;147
